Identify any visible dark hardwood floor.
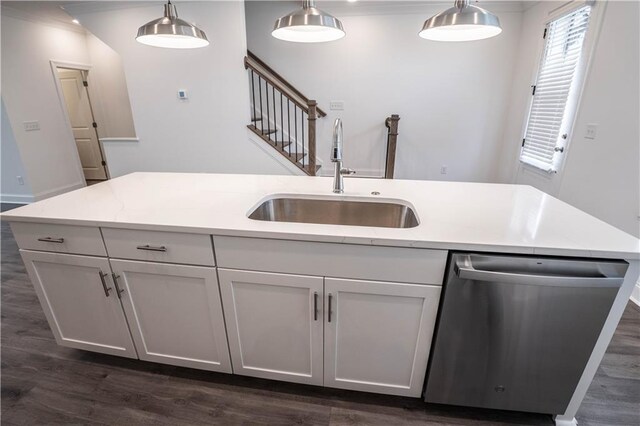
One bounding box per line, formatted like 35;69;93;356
1;203;638;425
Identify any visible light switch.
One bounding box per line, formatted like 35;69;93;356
585;123;598;140
23;121;40;131
330;101;344;111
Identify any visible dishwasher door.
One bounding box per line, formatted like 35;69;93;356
424;253;628;415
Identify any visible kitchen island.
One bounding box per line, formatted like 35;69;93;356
3;172;639;426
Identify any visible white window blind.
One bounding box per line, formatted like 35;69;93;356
520;5;592;172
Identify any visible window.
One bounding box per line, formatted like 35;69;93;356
520;5;592;172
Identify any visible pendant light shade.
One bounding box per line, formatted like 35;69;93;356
136;1;209;49
272;0;345;43
419;0;502;42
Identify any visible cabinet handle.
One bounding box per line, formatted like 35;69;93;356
98;271;112;297
38;237;64;243
313;292;318;321
328;293;333;323
136;244;167;252
112;273;124;298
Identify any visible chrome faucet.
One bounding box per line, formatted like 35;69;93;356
330;118;355;193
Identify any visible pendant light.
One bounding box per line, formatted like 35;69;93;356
136;1;209;49
272;0;345;43
419;0;502;42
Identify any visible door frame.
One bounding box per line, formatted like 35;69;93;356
50;59;110;183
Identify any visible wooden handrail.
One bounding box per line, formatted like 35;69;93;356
245;50;327;117
384;114;400;179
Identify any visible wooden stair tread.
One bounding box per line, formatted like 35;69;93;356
261;129;277;135
247;124;317;176
273;141;291;149
288;152;305;162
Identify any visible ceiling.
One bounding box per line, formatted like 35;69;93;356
1;1;83;32
0;1;541;31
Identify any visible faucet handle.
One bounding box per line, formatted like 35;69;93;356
340;168;356;176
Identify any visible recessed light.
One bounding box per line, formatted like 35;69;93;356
72;19;80;25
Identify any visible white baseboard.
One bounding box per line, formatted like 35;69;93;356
0;193;34;204
33;182;85;201
554;416;577;426
631;280;640;307
100;137;139;143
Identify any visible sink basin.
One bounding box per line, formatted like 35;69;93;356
248;197;419;229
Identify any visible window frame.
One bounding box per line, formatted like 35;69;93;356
519;0;604;175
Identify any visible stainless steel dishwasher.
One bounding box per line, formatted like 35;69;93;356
424;252;628;415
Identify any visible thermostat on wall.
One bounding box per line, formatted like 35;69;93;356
177;90;188;100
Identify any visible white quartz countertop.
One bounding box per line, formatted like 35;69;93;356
3;172;639;259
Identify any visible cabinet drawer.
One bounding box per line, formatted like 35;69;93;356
10;222;106;256
102;228;215;266
214;236;447;285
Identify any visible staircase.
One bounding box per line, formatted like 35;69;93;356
244;51;325;175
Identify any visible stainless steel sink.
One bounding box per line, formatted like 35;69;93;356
248;197;419;229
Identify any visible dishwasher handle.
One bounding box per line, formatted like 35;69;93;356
455;261;624;288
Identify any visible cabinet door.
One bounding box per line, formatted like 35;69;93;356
324;278;441;397
20;250;137;358
110;259;231;373
218;269;324;385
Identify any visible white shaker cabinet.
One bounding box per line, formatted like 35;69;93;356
110;259;232;373
324;278;441;397
218;269;324;385
20;250;137;358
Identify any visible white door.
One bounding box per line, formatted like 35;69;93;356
110;259;232;373
324;278;441;397
57;68;107;181
515;163;564;196
20;250;137;358
218;269;324;385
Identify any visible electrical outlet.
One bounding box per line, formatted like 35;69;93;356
440;165;448;175
17;176;24;186
585;123;598;140
330;101;344;111
23;121;40;131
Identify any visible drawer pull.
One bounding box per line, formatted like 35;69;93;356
328;293;333;323
37;237;65;243
112;273;125;298
98;271;112;297
136;244;167;252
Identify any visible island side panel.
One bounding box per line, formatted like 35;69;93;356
555;259;639;425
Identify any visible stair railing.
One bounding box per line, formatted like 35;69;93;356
384;114;400;179
244;51;326;176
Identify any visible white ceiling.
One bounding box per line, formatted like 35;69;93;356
1;1;541;31
1;1;84;32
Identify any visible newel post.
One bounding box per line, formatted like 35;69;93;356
307;100;317;176
384;114;400;179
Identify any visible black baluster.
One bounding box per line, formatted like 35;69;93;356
280;92;284;151
250;70;256;124
287;100;291;153
272;85;276;142
294;104;298;159
258;75;264;133
266;81;271;139
302;110;305;166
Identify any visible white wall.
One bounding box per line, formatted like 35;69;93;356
245;1;523;180
557;0;639;238
85;33;137;140
68;1;292;178
1;100;34;203
1;15;88;200
498;0;640;238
